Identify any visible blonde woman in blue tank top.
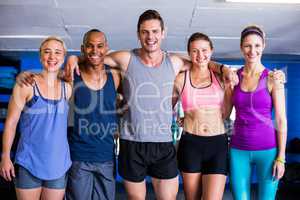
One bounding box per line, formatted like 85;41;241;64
0;37;72;200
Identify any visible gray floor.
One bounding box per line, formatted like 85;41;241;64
116;191;233;200
115;183;299;200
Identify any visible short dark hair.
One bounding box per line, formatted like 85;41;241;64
82;29;106;45
137;9;164;32
187;32;213;53
240;25;265;46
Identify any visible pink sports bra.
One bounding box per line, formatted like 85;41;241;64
181;69;224;111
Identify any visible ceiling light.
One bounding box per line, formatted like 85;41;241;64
226;0;300;3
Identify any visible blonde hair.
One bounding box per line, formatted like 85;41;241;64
39;36;67;55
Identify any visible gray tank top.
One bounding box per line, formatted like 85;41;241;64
120;49;175;142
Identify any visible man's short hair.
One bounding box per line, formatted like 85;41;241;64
137;9;164;32
82;29;107;45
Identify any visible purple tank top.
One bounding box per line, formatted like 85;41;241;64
231;67;277;150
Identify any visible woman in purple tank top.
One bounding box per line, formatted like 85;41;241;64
0;37;72;200
225;25;287;200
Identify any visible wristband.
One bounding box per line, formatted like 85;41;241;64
276;157;286;164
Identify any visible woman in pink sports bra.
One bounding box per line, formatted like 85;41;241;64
173;32;231;200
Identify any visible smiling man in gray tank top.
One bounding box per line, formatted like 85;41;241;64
105;10;183;200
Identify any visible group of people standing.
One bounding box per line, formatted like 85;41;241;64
0;9;286;200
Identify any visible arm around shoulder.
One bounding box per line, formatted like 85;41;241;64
105;50;131;72
16;71;36;87
169;53;187;75
208;61;224;74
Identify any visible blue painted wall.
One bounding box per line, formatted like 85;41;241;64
286;63;300;141
1;52;300;184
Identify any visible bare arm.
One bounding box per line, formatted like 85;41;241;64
222;83;234;120
270;73;287;180
64;50;131;81
208;61;223;74
64;55;80;81
105;50;131;72
169;53;187;75
209;62;239;87
172;72;185;109
110;68;121;90
0;84;31;181
16;71;36;87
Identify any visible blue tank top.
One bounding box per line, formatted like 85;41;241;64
69;65;118;162
16;81;71;180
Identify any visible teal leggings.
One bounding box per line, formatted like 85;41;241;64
230;148;278;200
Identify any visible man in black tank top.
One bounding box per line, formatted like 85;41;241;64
65;30;120;200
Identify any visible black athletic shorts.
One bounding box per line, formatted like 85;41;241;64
118;139;178;182
177;132;228;175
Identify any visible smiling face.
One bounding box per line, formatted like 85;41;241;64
240;34;265;64
81;31;108;67
40;39;65;72
189;39;213;67
138;19;165;53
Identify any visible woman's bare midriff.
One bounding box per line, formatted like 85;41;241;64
183;107;225;136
